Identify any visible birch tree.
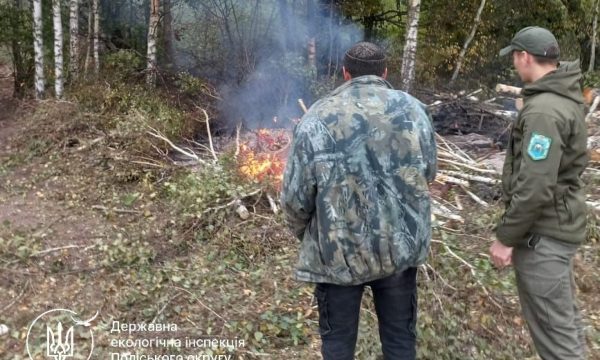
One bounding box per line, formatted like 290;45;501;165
590;0;599;72
69;0;79;80
450;0;487;84
53;0;65;98
93;0;100;74
400;0;421;93
33;0;45;99
147;0;160;85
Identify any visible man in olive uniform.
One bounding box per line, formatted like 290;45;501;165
490;27;588;359
280;42;437;359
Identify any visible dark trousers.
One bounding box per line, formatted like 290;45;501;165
314;267;418;360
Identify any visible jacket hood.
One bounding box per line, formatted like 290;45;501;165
522;60;584;104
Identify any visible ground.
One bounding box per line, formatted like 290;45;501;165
0;63;599;359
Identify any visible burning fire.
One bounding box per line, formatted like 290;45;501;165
238;128;291;185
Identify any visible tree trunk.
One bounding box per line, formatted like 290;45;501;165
306;0;317;76
83;0;93;76
450;0;487;84
69;0;79;80
33;0;45;99
146;0;160;85
11;0;26;97
163;0;175;69
53;0;65;98
93;0;100;74
400;0;421;93
278;0;288;51
590;0;599;73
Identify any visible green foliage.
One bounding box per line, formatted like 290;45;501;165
163;166;254;217
175;71;208;95
0;1;34;94
104;49;145;78
0;233;41;262
415;0;576;86
587;211;599;244
583;71;600;88
72;79;189;143
97;234;156;267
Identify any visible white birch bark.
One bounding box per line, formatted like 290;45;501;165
53;0;64;98
69;0;80;80
33;0;45;99
590;0;599;73
450;0;487;83
400;0;421;93
146;0;160;85
93;0;100;74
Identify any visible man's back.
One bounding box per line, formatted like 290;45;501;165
282;75;437;285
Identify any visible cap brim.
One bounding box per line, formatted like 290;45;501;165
499;45;514;57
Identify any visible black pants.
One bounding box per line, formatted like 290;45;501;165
314;267;418;360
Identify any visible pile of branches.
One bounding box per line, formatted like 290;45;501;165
427;90;514;147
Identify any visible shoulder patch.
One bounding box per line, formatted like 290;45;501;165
527;133;552;161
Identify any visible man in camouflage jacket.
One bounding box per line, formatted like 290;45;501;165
280;42;437;360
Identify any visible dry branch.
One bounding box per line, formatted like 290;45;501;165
267;193;279;214
298;99;308;114
202;189;262;214
199;107;218;162
234;122;242;159
438;158;499;175
430;239;502;310
435;174;470;187
146;126;206;165
91;205;142;214
495;84;522;96
461;185;490;207
439;170;499;184
587;95;600;123
432;199;465;222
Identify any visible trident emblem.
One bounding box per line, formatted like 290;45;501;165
46;322;74;360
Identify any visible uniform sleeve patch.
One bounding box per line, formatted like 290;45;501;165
527;133;552;161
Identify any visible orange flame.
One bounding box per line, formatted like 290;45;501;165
238;128;289;185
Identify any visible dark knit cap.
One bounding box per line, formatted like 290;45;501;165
343;42;387;78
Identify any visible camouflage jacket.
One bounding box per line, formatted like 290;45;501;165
280;75;437;285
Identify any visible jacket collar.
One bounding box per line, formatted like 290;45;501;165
329;75;394;97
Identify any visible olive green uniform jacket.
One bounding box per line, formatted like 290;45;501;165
496;61;589;247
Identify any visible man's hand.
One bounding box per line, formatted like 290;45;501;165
489;240;513;269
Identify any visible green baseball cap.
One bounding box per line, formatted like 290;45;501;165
499;26;560;58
